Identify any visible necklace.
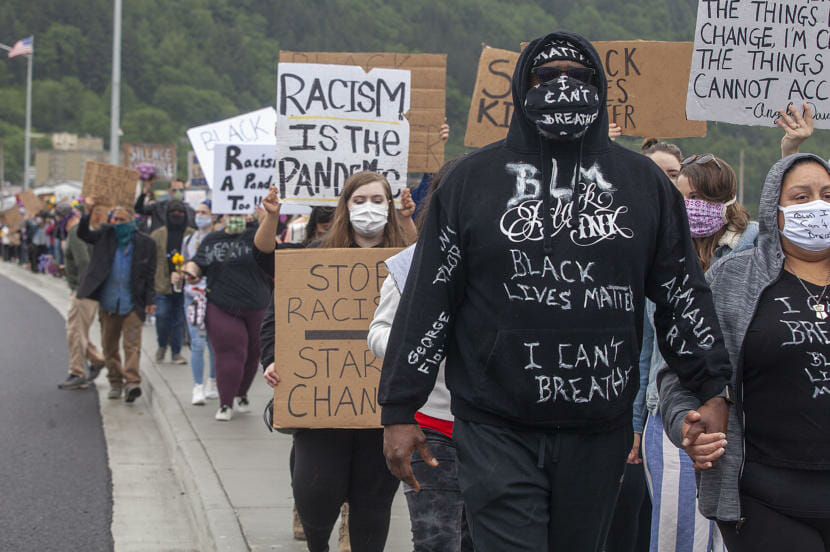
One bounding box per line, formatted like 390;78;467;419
785;258;830;320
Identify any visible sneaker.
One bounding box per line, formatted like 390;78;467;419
235;396;251;414
155;347;166;362
87;363;104;383
215;405;233;421
108;386;123;399
192;384;206;405
124;385;142;403
205;378;219;400
58;374;88;390
171;354;187;365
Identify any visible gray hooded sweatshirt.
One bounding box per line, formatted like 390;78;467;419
659;153;830;523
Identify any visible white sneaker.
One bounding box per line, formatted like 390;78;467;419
191;384;206;405
215;405;233;421
205;378;219;400
235;396;251;414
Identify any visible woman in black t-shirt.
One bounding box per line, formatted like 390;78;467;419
184;214;271;421
664;155;830;551
258;171;414;552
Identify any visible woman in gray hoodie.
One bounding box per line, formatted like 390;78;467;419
660;153;830;551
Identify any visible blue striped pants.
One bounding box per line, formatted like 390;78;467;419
642;411;725;552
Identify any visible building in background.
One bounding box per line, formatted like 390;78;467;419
34;133;113;188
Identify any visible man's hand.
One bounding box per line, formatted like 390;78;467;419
626;432;643;465
396;188;416;220
145;304;156;315
263;363;280;388
262;186;281;216
171;272;182;286
778;102;814;157
683;428;727;470
609;123;622;141
383;424;438;492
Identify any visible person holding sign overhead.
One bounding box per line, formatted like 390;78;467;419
378;31;735;551
76;197;157;403
259;172;413;552
660;154;830;551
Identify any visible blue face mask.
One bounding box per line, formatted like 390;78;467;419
195;215;212;230
114;221;135;246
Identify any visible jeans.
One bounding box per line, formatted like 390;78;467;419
404;429;474;552
155;292;184;355
185;306;215;385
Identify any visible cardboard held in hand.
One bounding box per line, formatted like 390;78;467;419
82;161;140;210
279;51;447;174
464;41;706;148
272;248;401;429
19;189;44;217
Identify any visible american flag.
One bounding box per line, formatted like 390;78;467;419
8;36;33;59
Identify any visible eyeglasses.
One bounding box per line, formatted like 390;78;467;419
681;153;722;170
533;66;595;85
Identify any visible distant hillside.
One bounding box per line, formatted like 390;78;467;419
1;0;827;212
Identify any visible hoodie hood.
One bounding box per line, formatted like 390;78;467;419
506;31;611;155
757;153;830;263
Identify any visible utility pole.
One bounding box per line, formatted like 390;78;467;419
109;0;122;165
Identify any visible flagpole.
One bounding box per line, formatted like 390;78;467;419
23;52;32;189
109;0;122;165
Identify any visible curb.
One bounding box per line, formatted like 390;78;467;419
0;263;249;552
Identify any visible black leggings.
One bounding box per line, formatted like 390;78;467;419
291;428;400;552
718;495;830;552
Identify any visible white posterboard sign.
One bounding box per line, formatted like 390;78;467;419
276;63;411;206
686;1;830;128
212;143;310;215
186;107;277;188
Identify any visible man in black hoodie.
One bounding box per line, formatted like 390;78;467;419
379;32;734;550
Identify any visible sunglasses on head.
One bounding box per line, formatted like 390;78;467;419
682;153;722;170
533;66;595;85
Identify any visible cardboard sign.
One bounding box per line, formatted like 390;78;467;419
464;42;706;147
19;190;44;217
186;107;277;188
82;161;140;210
280;51;446;173
184;189;207;207
2;207;22;229
123;143;177;181
686;1;830;128
272;248;400;429
276;63;411;207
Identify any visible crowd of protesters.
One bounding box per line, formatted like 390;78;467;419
1;28;829;552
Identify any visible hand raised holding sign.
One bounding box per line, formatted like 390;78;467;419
395;187;418;244
778;103;814;158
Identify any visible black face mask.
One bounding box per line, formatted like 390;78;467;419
524;75;601;141
167;213;186;228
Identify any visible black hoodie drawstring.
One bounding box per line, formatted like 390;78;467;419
568;134;586;231
541;138;554;255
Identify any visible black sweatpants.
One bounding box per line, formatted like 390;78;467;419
605;462;651;552
717;495;830;552
454;419;631;552
291;428;400;552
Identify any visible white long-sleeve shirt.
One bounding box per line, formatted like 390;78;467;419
368;274;453;422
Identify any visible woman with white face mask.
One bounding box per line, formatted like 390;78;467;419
257;171;414;552
660;154;830;551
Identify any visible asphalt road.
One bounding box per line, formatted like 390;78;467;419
0;274;113;551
